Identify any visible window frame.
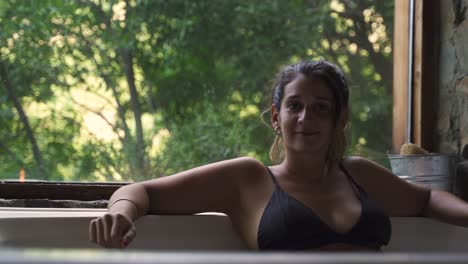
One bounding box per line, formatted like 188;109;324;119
393;0;439;153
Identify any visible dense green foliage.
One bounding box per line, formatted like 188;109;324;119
0;0;394;182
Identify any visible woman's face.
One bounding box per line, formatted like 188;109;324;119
273;74;337;156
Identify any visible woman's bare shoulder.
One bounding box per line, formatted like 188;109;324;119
342;156;379;172
199;156;265;177
341;156;393;183
183;156;265;183
342;155;377;165
228;156;266;171
226;156;269;183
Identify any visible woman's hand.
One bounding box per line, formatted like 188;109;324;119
89;213;136;248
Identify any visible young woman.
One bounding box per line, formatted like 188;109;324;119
89;60;468;251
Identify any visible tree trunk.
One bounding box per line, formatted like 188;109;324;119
79;0;147;179
0;60;47;180
121;50;147;178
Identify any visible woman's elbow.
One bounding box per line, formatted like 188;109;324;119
110;183;150;216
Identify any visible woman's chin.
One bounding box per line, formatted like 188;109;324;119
289;146;328;156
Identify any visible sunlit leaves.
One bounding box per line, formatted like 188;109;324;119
0;0;395;180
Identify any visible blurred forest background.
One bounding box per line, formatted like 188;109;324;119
0;0;393;182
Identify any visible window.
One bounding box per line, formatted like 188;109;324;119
392;0;439;154
0;0;395;185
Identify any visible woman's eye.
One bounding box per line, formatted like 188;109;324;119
315;103;333;115
287;102;302;111
318;104;330;112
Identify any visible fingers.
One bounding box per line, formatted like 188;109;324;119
121;225;136;248
97;217;105;245
111;214;130;248
110;215;123;246
89;219;97;243
89;213;135;249
103;214;112;244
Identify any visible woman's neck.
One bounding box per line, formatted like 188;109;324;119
279;152;333;184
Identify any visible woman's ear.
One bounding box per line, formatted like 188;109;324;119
271;104;280;126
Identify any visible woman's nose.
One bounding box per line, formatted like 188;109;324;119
298;106;316;122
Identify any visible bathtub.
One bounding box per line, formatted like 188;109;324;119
1;207;468;263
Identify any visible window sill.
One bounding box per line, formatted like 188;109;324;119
0;181;127;203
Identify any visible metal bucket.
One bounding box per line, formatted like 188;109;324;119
387;154;456;192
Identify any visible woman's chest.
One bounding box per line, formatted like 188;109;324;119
233;181;363;249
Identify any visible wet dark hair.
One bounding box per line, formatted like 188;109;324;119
268;60;349;164
271;60;349;122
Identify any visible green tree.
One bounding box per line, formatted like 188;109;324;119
0;1;61;180
0;0;394;181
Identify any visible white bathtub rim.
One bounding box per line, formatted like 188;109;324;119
3;249;468;264
0;207;226;218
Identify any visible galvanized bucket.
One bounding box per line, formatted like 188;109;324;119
387;154;456;192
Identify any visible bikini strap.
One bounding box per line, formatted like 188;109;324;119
339;163;366;197
265;166;280;186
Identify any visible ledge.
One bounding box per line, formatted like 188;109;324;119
0;181;127;201
0;199;108;208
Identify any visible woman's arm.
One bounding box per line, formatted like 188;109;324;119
89;156;263;248
140;156;264;215
422;189;468;227
107;183;149;221
344;156;430;217
346;156;468;227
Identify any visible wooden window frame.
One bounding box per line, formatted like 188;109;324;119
0;1;438;202
393;0;439;153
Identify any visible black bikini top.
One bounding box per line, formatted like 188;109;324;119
257;165;391;250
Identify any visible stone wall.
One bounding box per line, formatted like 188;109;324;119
437;0;468;155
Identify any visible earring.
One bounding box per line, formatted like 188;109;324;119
273;124;282;135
